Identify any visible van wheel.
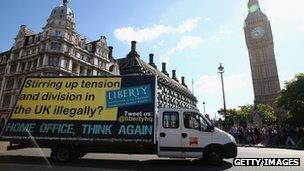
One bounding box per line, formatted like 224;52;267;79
53;145;75;163
204;148;223;165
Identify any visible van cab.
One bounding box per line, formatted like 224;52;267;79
157;108;237;164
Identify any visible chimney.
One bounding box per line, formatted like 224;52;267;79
131;41;137;52
181;76;187;87
127;40;140;58
172;70;178;82
108;46;113;58
149;53;157;69
162;62;169;76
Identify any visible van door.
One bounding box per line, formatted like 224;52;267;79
181;112;212;158
158;111;184;157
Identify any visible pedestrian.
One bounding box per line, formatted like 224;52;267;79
238;127;244;144
285;127;295;146
254;125;261;144
230;125;238;143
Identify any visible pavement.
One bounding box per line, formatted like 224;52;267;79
0;141;303;171
238;143;304;150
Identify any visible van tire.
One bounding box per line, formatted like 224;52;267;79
53;145;75;163
203;148;223;165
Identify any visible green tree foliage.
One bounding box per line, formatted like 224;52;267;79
256;104;277;124
217;108;239;127
217;104;276;126
276;73;304;126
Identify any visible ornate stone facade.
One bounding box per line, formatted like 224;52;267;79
0;1;119;120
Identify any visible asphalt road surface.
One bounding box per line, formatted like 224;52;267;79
0;142;303;171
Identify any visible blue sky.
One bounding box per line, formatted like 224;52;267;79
1;0;303;118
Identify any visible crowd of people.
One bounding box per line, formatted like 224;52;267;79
229;124;304;148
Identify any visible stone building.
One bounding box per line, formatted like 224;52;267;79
118;41;197;109
244;0;281;106
244;0;284;120
0;0;119;119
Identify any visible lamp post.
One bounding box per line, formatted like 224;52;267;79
218;63;227;130
203;101;206;115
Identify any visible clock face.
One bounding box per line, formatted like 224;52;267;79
251;27;265;39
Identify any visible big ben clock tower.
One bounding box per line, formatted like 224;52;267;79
244;0;281;108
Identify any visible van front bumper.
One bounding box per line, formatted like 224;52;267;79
223;142;237;158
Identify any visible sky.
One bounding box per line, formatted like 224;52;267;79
0;0;303;119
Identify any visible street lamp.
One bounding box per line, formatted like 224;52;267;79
203;101;206;115
218;63;227;130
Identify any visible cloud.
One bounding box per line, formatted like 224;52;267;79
195;74;251;95
160;36;202;63
299;24;304;32
175;36;203;51
204;17;211;22
209;28;234;42
152;40;165;50
175;17;202;34
113;17;202;43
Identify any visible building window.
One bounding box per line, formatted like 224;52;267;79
10;64;17;74
21;62;26;71
2;94;11;108
48;56;60;67
29;37;33;44
26;61;32;71
17;78;23;89
50;42;61;51
98;58;102;66
41;44;46;51
76;52;80;58
63;58;70;69
33;59;38;68
6;78;14;90
87;69;93;76
80;66;85;75
65;45;71;53
55;30;61;37
39;56;43;66
0;66;6;75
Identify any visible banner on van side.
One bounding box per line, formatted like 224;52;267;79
0;76;156;144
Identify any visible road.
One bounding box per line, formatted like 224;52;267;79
0;142;303;171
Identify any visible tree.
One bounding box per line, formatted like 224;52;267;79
218;104;277;127
217;108;238;127
237;105;252;127
256;104;277;124
276;73;304;126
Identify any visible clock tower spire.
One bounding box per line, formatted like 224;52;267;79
244;0;283;119
248;0;260;11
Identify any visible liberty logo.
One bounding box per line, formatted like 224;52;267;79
106;85;152;108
